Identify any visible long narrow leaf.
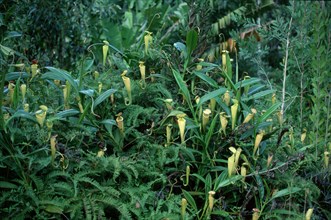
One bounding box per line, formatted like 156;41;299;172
214;175;243;191
247;85;265;95
242;89;275;101
194;71;218;88
197;87;227;108
204;114;219;147
191;174;206;184
172;69;193;113
234;77;261;90
182;190;198;213
160;110;186;126
93;89;117;109
271;187;301;200
0;181;18;189
258;102;281;123
5;110;37;125
186;29;198;56
55;109;80;118
100;119;117;126
5;72;29;81
42;67;78;93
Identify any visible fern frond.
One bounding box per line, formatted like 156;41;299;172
67;197;84;220
95;196;132;220
46;170;72;180
109;157;121;181
52;182;74;197
117;204;132;220
83;197;92;220
126;164;139;179
25;187;39;207
78;177;105;193
211;6;247;35
29;173;44;191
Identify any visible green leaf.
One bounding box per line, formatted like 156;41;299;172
5;72;29;81
194;70;218;88
191;174;206;184
42;67;78;93
0;181;18;189
80;89;95;97
45;205;63;214
100;119;117;126
197;87;227;108
182;190;198;213
4;31;22;40
12;78;20;109
255;174;265;201
173;42;186;52
242;89;275;101
55;109;80;119
5;110;37;126
180;147;198;162
214;175;243;191
83;58;94;72
248;85;265;95
234;77;261;90
186;29;198;56
104;40;125;57
225;52;232;81
204;114;219;147
271;187;301;200
93;89;117;109
199;62;219;68
172;69;193;113
205;174;212;193
258;102;281;123
211;210;230;217
160;110;186;126
0;44;15;56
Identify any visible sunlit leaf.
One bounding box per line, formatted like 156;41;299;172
80;89;95;97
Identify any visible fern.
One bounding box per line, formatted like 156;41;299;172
83;197;92;220
52;182;74;197
211;6;247;35
95;196;132;220
29;173;44;191
78;176;105;193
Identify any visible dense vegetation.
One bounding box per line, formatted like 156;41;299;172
0;0;330;219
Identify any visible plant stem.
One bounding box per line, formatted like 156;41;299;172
280;17;293;120
246;153;304;177
0;71;5;130
324;30;331;151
